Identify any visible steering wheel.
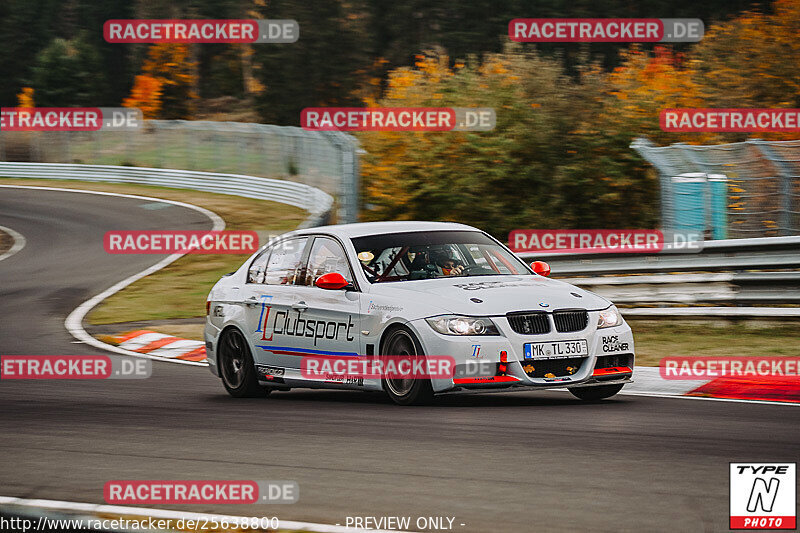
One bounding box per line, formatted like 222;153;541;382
460;264;490;274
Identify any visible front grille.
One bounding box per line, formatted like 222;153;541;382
507;312;550;335
521;357;586;379
553;310;588;332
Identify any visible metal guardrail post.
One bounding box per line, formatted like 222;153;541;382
322;132;361;224
631;137;674;232
751;140;796;237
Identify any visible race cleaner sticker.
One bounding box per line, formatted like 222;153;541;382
730;463;796;529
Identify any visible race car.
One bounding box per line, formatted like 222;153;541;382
204;221;634;405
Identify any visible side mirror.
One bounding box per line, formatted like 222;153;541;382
531;261;551;277
315;272;350;290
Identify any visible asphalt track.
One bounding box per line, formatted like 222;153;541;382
1;187;799;533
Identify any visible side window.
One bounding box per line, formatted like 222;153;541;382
304;237;353;286
264;237;308;285
247;247;272;284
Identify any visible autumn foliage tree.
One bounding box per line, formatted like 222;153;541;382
358;49;660;237
124;43;198;119
122;75;163;119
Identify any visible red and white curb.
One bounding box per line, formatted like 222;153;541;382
107;330;206;363
623;367;800;405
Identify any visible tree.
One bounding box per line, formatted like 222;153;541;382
358;49;660;237
692;0;800;140
254;0;372;125
128;43;198;119
29;32;106;106
122;75;163;118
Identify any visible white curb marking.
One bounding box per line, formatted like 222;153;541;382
0;224;26;262
0;185;224;367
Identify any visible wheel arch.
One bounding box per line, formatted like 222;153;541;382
378;321;425;356
216;323;250;376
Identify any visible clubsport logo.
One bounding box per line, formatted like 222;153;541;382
256;298;354;346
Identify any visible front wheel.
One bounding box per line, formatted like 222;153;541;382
569;384;624;401
381;327;434;406
218;328;270;398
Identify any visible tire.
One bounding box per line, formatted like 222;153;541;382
569;384;624;401
380;327;434;406
218;328;270;398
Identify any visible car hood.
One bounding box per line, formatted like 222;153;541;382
368;275;611;316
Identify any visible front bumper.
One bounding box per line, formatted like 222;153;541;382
407;313;635;394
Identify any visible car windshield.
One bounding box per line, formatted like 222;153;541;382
351;230;531;283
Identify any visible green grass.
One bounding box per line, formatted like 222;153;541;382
0;177;307;324
629;321;800;366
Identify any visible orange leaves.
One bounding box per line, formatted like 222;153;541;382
16;87;34;108
124;43;198;119
122;75;163;119
142;43;197;97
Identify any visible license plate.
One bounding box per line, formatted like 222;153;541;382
524;340;588;359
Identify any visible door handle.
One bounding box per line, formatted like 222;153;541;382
292;301;308;312
245;296;259;307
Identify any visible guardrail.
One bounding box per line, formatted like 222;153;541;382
0;162;334;228
516;236;800;313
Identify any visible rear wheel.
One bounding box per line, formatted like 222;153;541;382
218;328;270;398
569;384;624;401
381;327;434;406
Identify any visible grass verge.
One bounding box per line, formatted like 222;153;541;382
628;321;800;366
0;177;307;324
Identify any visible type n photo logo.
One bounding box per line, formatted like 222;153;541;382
730;463;796;529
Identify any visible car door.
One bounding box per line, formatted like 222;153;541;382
291;236;362;373
242;236;309;370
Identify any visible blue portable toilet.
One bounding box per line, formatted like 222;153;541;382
670;173;728;240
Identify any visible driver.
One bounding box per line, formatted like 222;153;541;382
431;251;464;276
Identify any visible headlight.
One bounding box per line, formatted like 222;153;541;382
426;315;500;336
597;305;622;329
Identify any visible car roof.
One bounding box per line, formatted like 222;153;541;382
290;221;480;239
